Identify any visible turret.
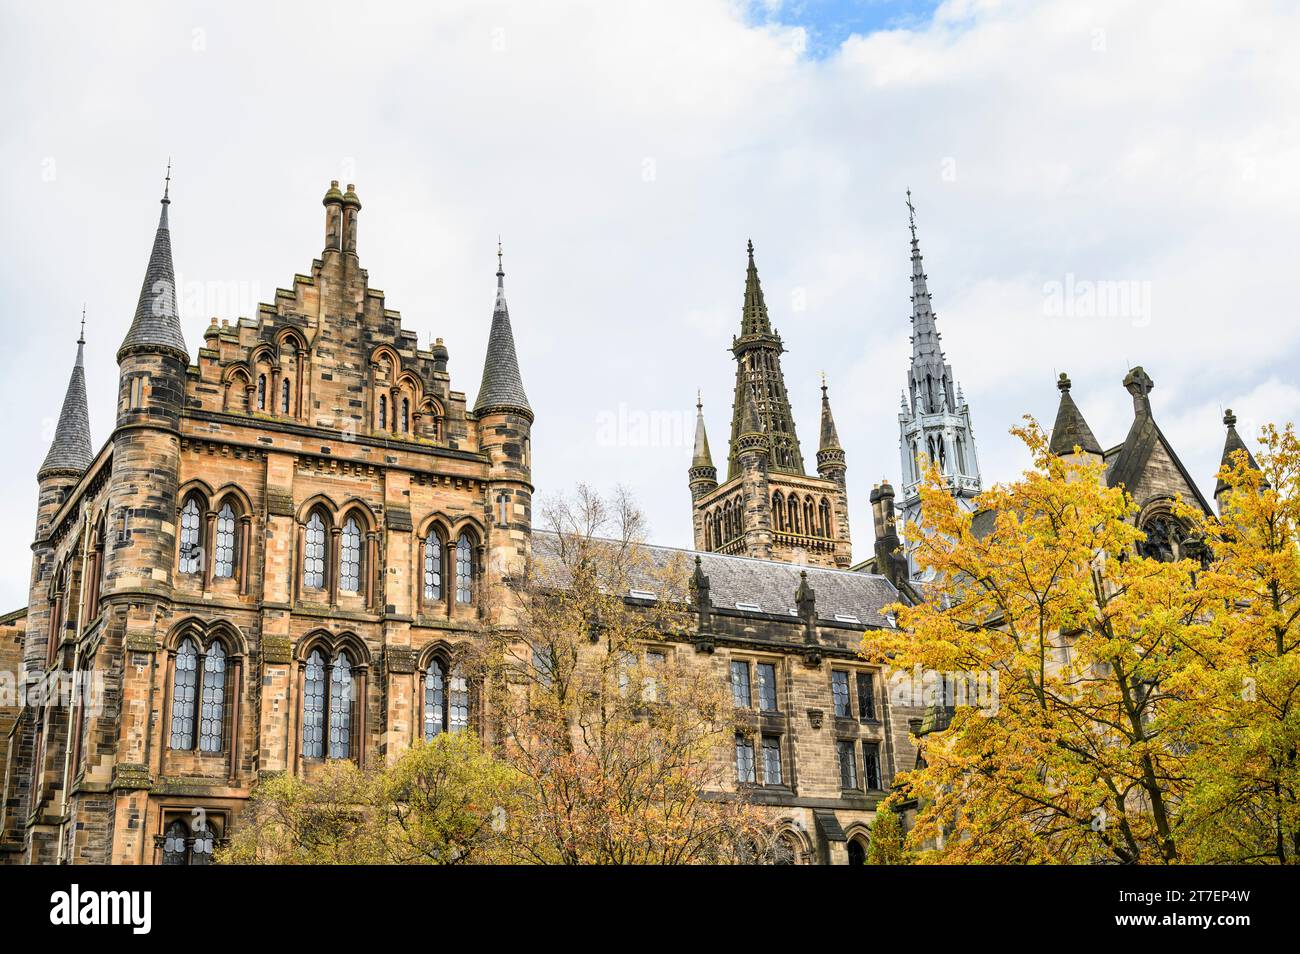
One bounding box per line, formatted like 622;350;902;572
816;378;851;567
688;394;718;549
1215;409;1263;515
104;172;189;602
474;243;533;586
1048;373;1104;472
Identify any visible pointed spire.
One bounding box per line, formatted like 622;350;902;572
818;375;841;452
118;169;188;363
1048;373;1103;456
474;242;532;418
905;191;953;415
40;320;93;477
740;239;773;337
692;392;714;469
741;386;763;436
1216;408;1262;496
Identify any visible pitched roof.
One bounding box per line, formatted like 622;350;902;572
531;531;900;628
473;256;531;418
39;335;92;477
118;191;188;362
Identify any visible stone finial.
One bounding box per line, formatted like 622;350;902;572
1057;372;1071;392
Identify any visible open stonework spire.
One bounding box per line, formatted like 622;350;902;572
118;170;188;363
40;321;93;477
473;243;532;419
897;192;982;579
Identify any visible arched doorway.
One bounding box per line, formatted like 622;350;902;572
846;837;867;865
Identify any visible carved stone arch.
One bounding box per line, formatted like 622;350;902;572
447;515;486;543
204;619;249;657
773;820;814;864
212;484;253;517
844;824;871;865
417;512;454;541
275;327;309;356
248;343;276;368
337;498;378;532
296;495;340;527
417;638;456;673
164;615;210;652
178;478;216;505
369;345;402;379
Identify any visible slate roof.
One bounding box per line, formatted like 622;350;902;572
1216;410;1262;497
39;337;92;477
473;265;530;417
118;196;189;361
531;531;900;628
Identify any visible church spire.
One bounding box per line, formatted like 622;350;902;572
740;239;772;337
474;242;532;419
1048;373;1103;456
40;319;93;477
817;376;841;454
905;190;953;416
118;168;188;363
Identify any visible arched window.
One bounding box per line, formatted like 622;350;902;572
199;642;226;753
1137;513;1187;563
213;503;237;579
847;837;867;865
455;532;474;605
162;819;190;865
303;511;327;590
423;529;443;603
819;498;832;538
339;517;362;593
328;652;354;759
281;378;291;414
301;646;357;761
179;495;203;575
256;374;266;410
804;497;816;536
301;649;327;758
400;398;410;434
162;818;214;866
169;638;199;749
424;659;446;739
772;492;784;531
788;496;800;535
448;663;470;733
379;394;387;429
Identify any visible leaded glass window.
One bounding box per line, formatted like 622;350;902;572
424;660;446;740
756;662;777;711
401;398;409;433
838;739;858;790
281;379;291;413
170;639;198;749
328;653;353;759
455;532;474;604
379;394;387;429
190;821;214;866
423;530;443;602
730;660;751;708
256;374;266;410
339;517;362;593
863;742;881;790
642;650;665;703
762;735;782;785
162;820;189;865
857;671;876;721
735;733;756;784
213;503;236;579
448;664;469;733
302;649;326;758
179;497;202;575
303;512;326;590
832;670;851;718
199;642;226;753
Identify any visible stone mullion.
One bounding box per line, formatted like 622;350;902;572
328;527;341;606
202;510;217;590
237;515;252;596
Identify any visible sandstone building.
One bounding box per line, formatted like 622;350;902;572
0;178;1259;866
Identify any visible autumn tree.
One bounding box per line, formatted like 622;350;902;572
862;422;1208;864
483;484;775;864
1174;423;1300;863
866;799;907;865
220;733;516;865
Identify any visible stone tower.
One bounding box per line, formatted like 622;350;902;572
896;194;981;577
690;242;851;568
473;244;533;590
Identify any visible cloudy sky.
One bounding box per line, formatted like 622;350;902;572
2;0;1298;609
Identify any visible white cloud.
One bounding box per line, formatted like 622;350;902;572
1;0;1299;608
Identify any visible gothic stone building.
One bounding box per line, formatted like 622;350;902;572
0;180;1257;866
